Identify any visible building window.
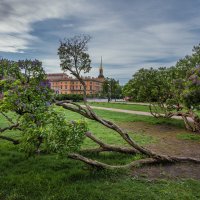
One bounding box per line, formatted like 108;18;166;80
65;86;67;89
90;86;92;90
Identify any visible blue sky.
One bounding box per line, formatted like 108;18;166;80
0;0;200;84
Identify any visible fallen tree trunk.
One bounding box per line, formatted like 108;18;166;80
84;131;139;154
56;101;200;169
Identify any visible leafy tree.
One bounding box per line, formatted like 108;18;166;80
58;35;91;101
182;66;200;109
102;78;122;102
123;67;174;103
0;59;87;155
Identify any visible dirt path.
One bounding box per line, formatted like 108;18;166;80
119;122;200;180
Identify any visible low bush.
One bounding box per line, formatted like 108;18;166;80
55;94;84;102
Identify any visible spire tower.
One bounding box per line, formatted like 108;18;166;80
98;56;104;79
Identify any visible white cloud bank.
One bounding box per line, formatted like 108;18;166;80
0;0;93;52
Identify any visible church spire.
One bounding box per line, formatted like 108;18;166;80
98;56;104;79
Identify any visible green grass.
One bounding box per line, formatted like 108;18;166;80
0;108;200;200
56;107;159;148
177;133;200;141
81;102;150;112
93;109;185;128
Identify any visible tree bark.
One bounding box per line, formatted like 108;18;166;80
68;153;158;170
85;131;139;154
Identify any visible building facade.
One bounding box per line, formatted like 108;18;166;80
47;62;105;95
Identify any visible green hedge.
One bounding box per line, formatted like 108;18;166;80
55;94;84;102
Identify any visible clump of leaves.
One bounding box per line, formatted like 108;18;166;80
19;108;87;155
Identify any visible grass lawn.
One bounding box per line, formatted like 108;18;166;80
80;102;150;112
0;108;200;200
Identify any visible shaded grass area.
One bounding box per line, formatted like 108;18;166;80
0;148;200;200
0;108;200;200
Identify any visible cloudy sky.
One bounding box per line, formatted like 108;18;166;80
0;0;200;84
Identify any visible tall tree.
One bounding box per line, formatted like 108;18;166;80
58;35;91;102
102;78;122;102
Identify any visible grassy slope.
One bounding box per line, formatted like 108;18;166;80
0;109;200;200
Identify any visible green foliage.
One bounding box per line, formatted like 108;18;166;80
181;66;200;109
123;67;174;102
19;108;87;155
0;59;87;155
58;35;91;76
102;78;123;100
55;93;84;102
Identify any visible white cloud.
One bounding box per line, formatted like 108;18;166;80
0;0;94;52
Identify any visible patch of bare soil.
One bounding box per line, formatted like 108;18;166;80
119;122;200;180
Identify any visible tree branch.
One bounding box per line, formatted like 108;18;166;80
0;111;16;124
85;131;139;154
0;123;19;133
68;153;157;169
0;135;19;144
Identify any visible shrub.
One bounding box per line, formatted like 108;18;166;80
55;94;84;102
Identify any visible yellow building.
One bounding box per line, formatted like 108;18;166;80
47;62;105;95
